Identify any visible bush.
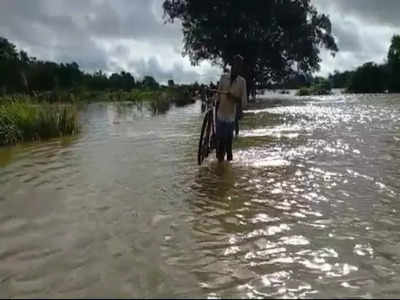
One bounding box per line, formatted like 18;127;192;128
297;88;312;96
296;80;332;96
0;97;80;145
347;62;386;93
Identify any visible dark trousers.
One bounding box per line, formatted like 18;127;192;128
235;102;242;136
235;112;240;136
216;119;234;162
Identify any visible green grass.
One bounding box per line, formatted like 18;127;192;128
296;82;332;96
0;86;195;145
130;87;195;114
296;87;332;96
0;97;80;146
33;87;195;114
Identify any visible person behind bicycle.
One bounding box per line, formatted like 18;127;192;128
215;55;247;162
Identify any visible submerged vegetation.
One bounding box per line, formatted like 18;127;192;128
31;86;195;105
0;86;195;145
0;36;197;145
0;36;197;110
296;78;332;96
0;36;198;100
0;97;79;145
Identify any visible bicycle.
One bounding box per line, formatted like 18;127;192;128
197;95;217;165
197;89;227;165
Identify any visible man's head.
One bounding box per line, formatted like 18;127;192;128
231;54;244;78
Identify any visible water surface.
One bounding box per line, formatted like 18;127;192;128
1;93;400;298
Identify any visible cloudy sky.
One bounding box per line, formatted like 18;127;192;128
0;0;399;84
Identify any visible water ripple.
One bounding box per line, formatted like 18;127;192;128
1;96;400;297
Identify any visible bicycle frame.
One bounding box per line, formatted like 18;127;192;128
197;95;218;165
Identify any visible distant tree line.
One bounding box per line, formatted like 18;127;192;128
273;35;400;94
0;36;170;95
325;35;400;93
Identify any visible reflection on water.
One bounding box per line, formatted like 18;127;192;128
1;94;400;298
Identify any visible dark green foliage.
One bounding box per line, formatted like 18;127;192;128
347;62;387;94
142;76;159;90
328;70;354;89
0;37;29;93
163;0;338;89
388;35;400;93
326;65;387;94
109;71;136;91
0;36;202;116
269;73;313;89
85;70;109;91
296;77;331;96
328;34;400;93
0;36;139;94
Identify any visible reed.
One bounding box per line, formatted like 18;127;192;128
0;97;80;146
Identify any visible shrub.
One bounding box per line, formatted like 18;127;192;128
0;98;79;145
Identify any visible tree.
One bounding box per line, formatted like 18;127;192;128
86;70;109;90
57;62;83;89
109;71;135;91
168;79;175;87
163;0;338;92
142;76;159;89
388;35;400;93
328;70;354;89
347;62;386;93
0;37;18;61
0;37;23;92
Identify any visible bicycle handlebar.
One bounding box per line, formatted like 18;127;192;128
207;88;228;95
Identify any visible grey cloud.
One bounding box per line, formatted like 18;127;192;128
125;55;220;84
53;0;181;42
0;0;187;80
318;0;400;28
0;0;109;72
2;0;397;82
313;0;399;75
128;57;207;84
332;20;363;53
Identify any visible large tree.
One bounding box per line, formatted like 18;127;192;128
347;62;386;94
388;35;400;93
163;0;338;92
0;37;30;93
142;76;159;89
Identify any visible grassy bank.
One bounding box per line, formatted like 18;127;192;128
30;86;195;114
0;97;79;146
0;86;194;146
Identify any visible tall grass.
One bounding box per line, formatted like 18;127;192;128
0;98;79;146
33;87;196;114
130;88;194;114
147;96;171;115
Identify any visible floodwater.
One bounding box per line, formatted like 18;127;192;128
1;93;400;298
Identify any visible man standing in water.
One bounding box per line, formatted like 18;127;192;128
215;55;247;162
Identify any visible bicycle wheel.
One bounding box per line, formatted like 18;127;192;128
197;112;211;165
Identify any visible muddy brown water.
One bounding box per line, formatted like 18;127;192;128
1;93;400;298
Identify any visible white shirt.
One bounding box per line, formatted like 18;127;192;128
217;72;247;122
